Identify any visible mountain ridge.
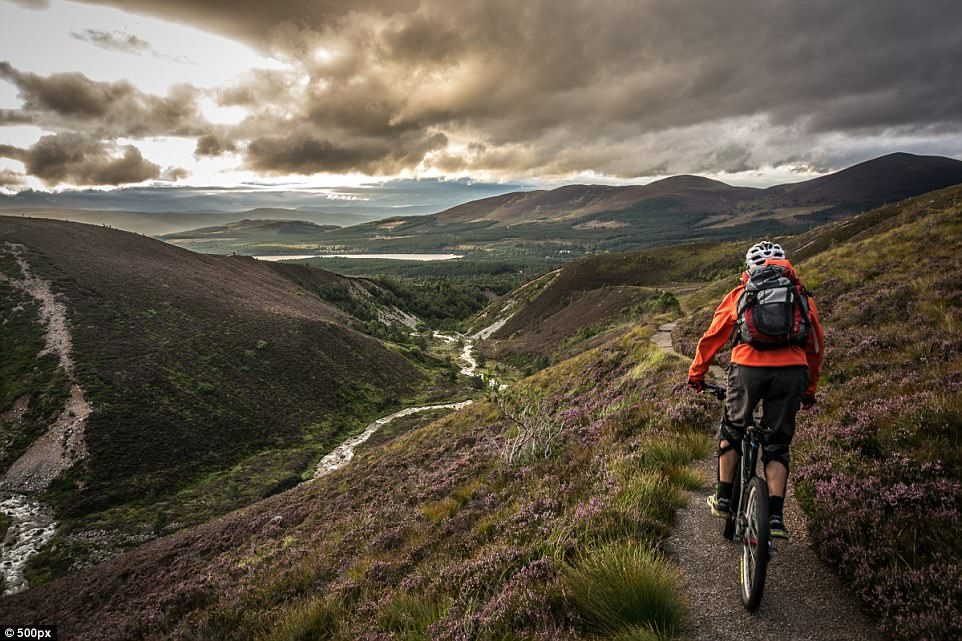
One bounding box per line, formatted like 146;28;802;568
425;152;962;227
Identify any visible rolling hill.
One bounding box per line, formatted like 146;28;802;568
0;208;373;236
273;152;962;259
0;217;456;580
161;219;340;239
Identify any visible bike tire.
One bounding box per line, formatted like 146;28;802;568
739;476;770;611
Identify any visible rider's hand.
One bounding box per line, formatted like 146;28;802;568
687;378;705;393
801;392;816;410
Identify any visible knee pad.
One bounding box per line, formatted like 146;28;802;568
763;443;791;469
717;415;743;456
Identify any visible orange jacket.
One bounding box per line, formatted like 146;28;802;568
688;259;824;396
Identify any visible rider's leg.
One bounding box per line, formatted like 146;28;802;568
720;363;759;470
710;364;756;512
718;443;738;484
765;459;788;497
760;366;809;537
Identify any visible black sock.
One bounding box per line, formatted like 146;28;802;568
769;495;784;518
715;481;732;500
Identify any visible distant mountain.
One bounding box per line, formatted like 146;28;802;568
759;152;962;207
0;208;376;236
433;176;760;225
301;153;962;260
161;218;339;240
431;153;962;227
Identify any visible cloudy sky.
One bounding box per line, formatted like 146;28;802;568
2;0;962;208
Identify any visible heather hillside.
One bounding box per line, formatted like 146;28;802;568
0;322;718;641
673;185;962;641
0;218;450;580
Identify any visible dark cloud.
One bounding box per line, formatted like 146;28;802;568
194;133;236;157
0;109;34;125
245;130;447;175
0;62;205;137
23;1;962;177
0;133;160;186
79;0;420;49
70;29;151;54
160;166;190;181
0;169;26;186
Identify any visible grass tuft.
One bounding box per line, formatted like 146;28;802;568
259;594;341;641
563;542;684;637
379;591;449;640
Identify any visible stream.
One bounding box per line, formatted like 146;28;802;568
313;330;488;479
0;494;56;593
313;401;474;478
313;317;518;480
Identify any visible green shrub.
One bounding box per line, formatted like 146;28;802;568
563;542;684;637
643;433;710;468
664;465;704;491
616;471;686;528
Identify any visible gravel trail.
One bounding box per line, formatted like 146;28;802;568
654;321;876;641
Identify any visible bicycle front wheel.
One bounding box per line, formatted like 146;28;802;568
739;476;770;611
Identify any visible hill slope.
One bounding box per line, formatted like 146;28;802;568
761;152;962;207
162;219;339;240
0;217;431;579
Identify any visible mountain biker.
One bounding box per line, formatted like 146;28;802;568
687;241;824;539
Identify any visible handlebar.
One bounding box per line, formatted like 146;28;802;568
703;382;726;400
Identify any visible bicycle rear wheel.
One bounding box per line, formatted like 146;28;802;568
739;476;770;611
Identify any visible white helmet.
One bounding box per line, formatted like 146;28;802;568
745;240;786;270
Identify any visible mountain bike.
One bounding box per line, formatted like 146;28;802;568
704;382;773;611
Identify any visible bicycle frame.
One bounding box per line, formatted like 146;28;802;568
705;382;774;610
732;425;767;540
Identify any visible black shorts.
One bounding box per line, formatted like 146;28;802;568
716;363;809;466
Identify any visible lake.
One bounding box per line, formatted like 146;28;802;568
252;253;463;262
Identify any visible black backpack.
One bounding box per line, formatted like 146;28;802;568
734;264;811;350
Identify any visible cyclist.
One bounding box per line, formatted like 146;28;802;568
687;241;824;539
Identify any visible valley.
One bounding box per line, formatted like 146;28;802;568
0;178;961;641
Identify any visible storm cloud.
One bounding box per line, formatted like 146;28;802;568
0;132;164;186
0;62;206;138
0;169;26;186
6;1;962;181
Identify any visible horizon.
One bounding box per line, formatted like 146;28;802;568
0;151;954;217
2;1;962;213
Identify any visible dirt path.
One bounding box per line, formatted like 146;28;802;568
1;243;91;491
653;321;876;641
0;242;91;594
